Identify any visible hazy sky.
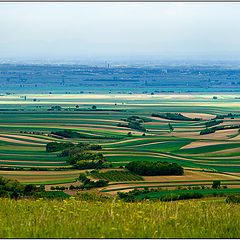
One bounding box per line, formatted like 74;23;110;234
0;3;240;62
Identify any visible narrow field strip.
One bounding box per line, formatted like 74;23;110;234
0;136;45;146
0;134;51;143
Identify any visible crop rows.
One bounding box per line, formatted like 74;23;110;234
91;170;144;182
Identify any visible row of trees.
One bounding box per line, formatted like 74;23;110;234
125;161;184;176
205;120;223;128
200;124;240;135
51;129;122;140
152;113;201;121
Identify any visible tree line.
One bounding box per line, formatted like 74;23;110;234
125;161;184;176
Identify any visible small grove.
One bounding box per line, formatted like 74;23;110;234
200;124;240;135
46;142;105;170
152;113;201;121
0;176;68;199
125;161;184;176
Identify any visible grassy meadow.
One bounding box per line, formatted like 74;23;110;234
0;197;239;238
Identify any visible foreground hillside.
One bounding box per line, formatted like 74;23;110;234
0;196;239;238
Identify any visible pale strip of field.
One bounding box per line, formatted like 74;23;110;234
198;162;240;167
3;175;76;183
173;127;203;131
143;122;169;125
0;136;45;146
29;118;125;123
105;154;160;157
0;134;51;143
230;135;240;141
129;141;165;147
4;93;209;100
167;128;239;140
0;164;66;168
200;156;240;160
142;116;172;122
0;170;85;175
181;113;216;120
144;170;240;181
218;121;240;127
0;160;64;164
180;140;234;149
101;138;155;146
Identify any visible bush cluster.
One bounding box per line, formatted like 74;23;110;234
226;195;240;204
69;174;109;190
118;115;147;132
46;142;105;170
125;161;184;176
205;120;223;128
152;113;201;121
51;129;121;140
46;142;74;152
200;125;240;135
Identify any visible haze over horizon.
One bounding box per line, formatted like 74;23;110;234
1;3;240;65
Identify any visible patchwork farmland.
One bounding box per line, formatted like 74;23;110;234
1;94;240;196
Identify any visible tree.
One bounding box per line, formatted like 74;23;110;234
213;96;218;100
168;123;174;132
76;105;79;108
212;180;221;189
127;132;132;137
92;105;97;110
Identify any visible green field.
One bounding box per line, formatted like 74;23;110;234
1;94;240;188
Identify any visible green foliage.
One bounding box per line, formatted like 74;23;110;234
68;152;104;165
46;142;74;152
205;120;223;128
168;123;174;132
91;170;144;182
212;180;221;189
69;173;109;189
125;161;184;176
200;124;240;135
226;195;240;203
127;132;132;137
214;113;240;120
51;130;82;138
152;113;201;121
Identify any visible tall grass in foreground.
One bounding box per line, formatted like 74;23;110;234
0;197;240;238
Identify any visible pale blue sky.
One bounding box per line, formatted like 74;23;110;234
0;3;240;62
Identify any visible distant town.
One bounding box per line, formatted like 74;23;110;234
1;64;240;94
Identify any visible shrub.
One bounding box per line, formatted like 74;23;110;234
212;180;221;189
152;113;201;121
46;142;74;152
